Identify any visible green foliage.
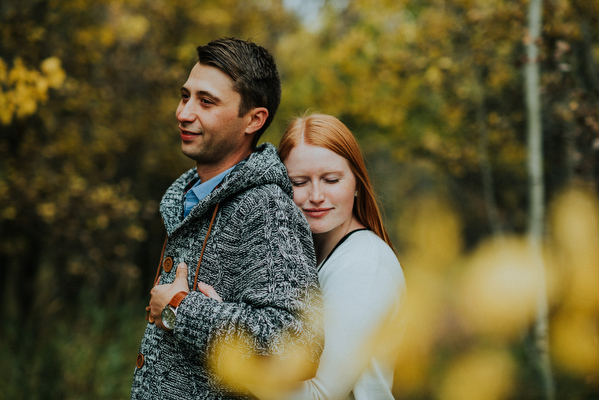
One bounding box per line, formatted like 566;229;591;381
0;291;147;399
1;0;299;397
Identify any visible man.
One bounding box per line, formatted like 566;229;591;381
131;38;323;399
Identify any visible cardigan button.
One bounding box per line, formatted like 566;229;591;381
136;353;145;369
163;257;173;272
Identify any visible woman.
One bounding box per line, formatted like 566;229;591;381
201;113;406;399
274;113;406;399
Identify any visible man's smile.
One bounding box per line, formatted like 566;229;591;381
180;128;202;141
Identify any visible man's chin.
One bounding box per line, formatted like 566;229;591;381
181;146;202;162
181;147;219;165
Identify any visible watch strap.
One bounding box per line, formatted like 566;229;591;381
169;291;188;308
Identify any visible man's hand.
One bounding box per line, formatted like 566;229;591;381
198;282;223;302
149;263;190;330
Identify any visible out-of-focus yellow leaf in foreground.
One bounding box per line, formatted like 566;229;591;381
210;334;319;398
455;237;542;339
548;188;599;379
438;348;515;400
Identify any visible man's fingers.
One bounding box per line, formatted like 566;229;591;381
198;282;223;302
171;262;190;294
175;262;188;280
148;296;162;324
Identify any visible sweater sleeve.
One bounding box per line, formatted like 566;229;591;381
172;185;324;382
253;232;406;400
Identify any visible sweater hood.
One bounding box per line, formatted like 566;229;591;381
160;143;292;234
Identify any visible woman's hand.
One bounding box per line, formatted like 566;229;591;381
197;282;223;302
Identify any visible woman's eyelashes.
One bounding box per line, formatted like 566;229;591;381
289;176;341;186
290;180;307;187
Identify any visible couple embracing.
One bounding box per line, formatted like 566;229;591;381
132;37;406;400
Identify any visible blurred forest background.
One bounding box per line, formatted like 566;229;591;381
1;0;598;398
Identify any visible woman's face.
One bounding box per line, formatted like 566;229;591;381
284;142;358;239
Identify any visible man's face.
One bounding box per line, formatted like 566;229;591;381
176;63;251;174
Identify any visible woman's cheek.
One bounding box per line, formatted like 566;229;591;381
292;187;304;207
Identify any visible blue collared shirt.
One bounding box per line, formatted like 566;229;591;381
183;166;234;218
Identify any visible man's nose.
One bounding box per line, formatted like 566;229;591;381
177;102;196;122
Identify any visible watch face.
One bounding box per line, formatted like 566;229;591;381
161;307;176;331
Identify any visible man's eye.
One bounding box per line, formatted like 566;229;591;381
201;98;214;105
180;93;190;100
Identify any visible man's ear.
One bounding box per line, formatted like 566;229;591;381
245;107;269;135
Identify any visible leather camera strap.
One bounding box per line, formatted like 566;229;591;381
145;203;219;321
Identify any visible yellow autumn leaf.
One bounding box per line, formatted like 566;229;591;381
41;57;66;89
439;348;515;400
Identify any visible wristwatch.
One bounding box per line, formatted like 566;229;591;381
161;291;188;331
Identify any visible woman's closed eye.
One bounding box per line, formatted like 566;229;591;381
290;180;308;187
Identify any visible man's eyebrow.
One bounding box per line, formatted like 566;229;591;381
179;86;222;103
198;90;221;103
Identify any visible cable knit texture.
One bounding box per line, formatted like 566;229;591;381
131;143;323;399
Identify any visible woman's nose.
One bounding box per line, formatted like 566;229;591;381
309;184;325;203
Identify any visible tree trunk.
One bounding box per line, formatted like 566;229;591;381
475;69;503;236
525;0;555;398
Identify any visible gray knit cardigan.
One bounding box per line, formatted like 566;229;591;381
131;143;323;399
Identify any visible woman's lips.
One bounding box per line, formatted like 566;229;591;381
303;208;332;218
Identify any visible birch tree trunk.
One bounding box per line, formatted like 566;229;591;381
525;0;555;398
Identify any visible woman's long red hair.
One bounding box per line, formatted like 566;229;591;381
279;113;395;252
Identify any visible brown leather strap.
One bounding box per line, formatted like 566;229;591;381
193;203;219;291
153;235;168;287
146;236;167;322
169;290;189;307
145;204;219;321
